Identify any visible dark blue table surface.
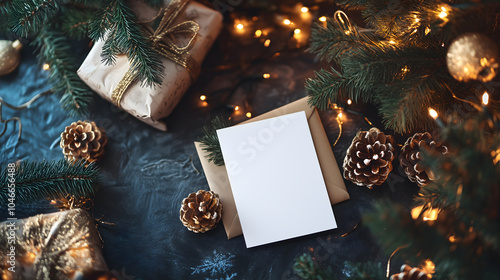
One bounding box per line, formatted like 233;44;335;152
0;29;418;279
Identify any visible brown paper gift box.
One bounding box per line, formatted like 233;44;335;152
77;0;223;131
0;209;108;280
194;97;350;239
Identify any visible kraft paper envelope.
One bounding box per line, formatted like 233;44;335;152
194;97;350;239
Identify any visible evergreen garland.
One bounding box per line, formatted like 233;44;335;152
0;159;100;205
307;0;500;133
293;109;500;279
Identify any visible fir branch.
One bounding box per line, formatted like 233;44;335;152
60;5;96;40
89;0;164;87
197;116;230;166
293;253;334;280
33;25;94;116
308;19;380;63
0;159;100;205
9;0;59;37
306;68;352;110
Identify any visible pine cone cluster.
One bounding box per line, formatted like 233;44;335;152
399;132;448;187
343;127;396;188
60;121;107;163
390;264;431;280
180;190;222;233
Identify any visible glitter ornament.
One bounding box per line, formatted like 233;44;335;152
446;33;499;82
0;40;22;76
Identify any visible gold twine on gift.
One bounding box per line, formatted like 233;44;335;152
111;0;200;108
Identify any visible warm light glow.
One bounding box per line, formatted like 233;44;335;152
319;16;327;22
236;23;244;30
234;106;239;111
401;66;409;73
439;6;448;19
337;112;343;118
492;148;500;165
255;29;262;37
428;108;438;119
441;43;445;47
264;39;271;47
283;19;291;25
347;99;352;105
199;95;206;101
423;208;439;221
301;7;309;13
345;30;351;35
246;112;252;118
389;40;396;44
449;235;457;243
25;252;37;263
294;29;301;34
412;205;439;221
482;92;489;105
425;27;431;35
263;73;271;79
422;259;436;275
43;63;50;70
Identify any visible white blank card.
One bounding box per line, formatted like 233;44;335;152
217;111;337;248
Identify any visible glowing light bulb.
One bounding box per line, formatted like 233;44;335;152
294;29;301;34
43;63;50;70
439;6;448;19
319;16;327;22
199;95;206;101
236;23;244;30
422;259;436;275
389;40;396;44
283;19;291;25
255;29;262;37
337;112;343;118
234;106;239;111
428;108;438;119
246;112;252;118
482;92;489;105
263;73;271;79
264;39;271;47
347;99;352;105
301;7;309;13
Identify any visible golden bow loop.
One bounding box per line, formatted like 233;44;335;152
112;0;200;108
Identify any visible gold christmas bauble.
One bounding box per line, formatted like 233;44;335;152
0;40;22;76
446;33;499;82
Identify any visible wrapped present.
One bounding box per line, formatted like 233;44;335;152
78;0;223;131
0;209;108;279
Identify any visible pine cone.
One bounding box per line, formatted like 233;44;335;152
390;264;431;280
399;132;448;187
60;121;108;163
343;127;396;188
180;190;222;233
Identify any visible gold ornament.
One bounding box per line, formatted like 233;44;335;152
446;33;499;82
180;190;223;233
0;39;22;76
60;120;108;163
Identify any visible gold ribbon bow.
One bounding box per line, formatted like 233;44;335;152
111;0;200;108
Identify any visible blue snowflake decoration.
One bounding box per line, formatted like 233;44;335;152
191;250;236;278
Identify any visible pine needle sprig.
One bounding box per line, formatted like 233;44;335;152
89;0;164;87
0;159;100;205
33;25;94;116
9;0;59;37
197;116;230;166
